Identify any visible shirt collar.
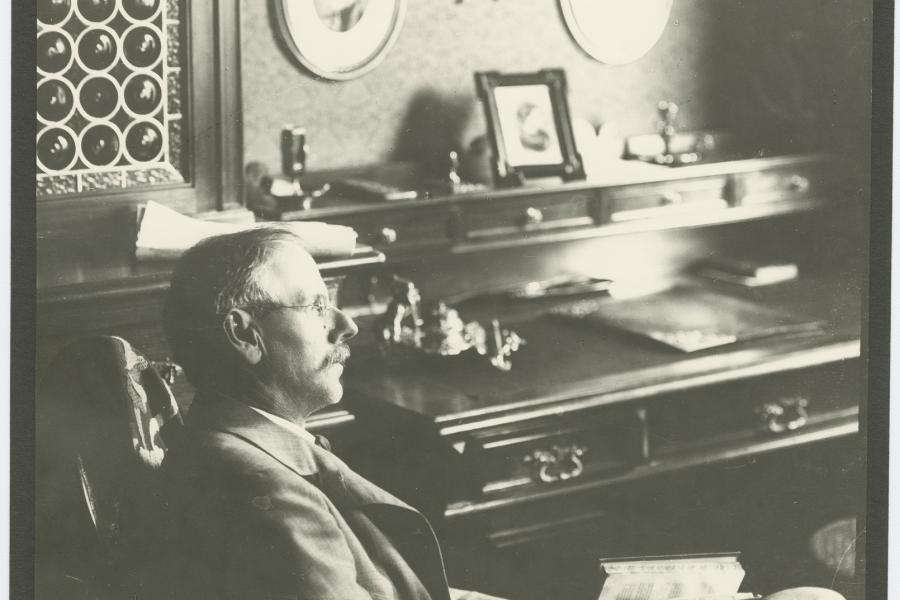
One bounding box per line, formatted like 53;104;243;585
247;405;317;444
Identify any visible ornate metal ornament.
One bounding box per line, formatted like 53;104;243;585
376;277;524;371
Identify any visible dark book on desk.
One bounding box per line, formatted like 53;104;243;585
695;257;799;287
558;286;823;353
598;553;756;600
329;178;419;202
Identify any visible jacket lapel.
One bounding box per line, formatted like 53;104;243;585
189;392;411;507
188;391;451;600
188;391;320;477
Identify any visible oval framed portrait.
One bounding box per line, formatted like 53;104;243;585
560;0;673;65
275;0;407;80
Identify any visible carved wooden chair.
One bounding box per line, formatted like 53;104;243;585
37;336;183;599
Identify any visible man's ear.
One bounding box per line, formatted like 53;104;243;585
222;308;265;365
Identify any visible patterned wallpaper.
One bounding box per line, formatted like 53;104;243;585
239;0;732;172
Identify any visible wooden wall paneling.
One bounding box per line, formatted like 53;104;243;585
36;0;245;289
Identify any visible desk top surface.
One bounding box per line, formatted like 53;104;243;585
344;271;863;433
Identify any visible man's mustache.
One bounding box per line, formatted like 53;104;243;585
326;344;351;367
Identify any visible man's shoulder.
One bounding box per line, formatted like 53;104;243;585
167;426;282;473
163;427;334;509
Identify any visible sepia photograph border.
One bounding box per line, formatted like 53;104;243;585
9;2;896;599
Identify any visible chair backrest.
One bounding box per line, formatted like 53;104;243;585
37;336;183;599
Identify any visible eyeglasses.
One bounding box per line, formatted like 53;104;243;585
235;297;334;320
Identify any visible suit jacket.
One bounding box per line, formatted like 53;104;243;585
160;391;451;600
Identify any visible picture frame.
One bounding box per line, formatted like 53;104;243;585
275;0;407;81
475;69;585;187
560;0;673;65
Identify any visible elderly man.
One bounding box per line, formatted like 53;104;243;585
160;227;502;600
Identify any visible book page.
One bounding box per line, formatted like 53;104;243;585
598;555;745;600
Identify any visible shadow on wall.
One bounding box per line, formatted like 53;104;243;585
391;88;486;177
720;0;872;156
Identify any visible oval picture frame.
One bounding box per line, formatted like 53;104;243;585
560;0;673;65
275;0;407;81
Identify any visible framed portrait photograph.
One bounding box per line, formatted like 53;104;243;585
475;69;585;186
275;0;407;80
560;0;673;65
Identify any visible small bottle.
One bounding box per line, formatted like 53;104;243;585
281;125;308;196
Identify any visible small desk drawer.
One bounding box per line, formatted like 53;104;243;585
734;163;821;205
465;408;646;496
647;361;860;458
332;207;452;253
463;192;595;240
605;177;728;222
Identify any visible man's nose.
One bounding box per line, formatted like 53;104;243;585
330;307;359;343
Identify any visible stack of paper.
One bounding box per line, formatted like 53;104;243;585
135;201;357;260
598;553;755;600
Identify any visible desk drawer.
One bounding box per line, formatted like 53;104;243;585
647;361;860;458
605;177;728;222
332;207;452;254
463;192;595;240
465;408;646;496
734;163;822;205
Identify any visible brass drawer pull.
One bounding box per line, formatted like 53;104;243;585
522;206;544;226
525;444;587;483
758;397;809;434
378;227;398;245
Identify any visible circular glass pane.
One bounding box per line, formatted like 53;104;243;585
79;75;120;119
122;26;162;69
37;79;76;123
123;73;162;115
560;0;673;65
122;0;161;21
276;0;406;80
125;121;164;162
80;123;122;167
77;0;117;23
77;27;118;71
37;31;74;74
37;128;78;172
38;0;73;26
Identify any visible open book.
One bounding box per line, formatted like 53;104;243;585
598;553;759;600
